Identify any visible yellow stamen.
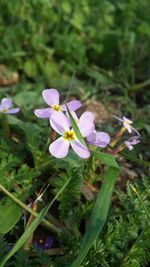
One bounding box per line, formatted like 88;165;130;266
2;109;8;113
52;104;61;112
124;121;129;126
63;130;75;141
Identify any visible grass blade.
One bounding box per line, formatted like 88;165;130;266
66;105;87;147
71;167;119;267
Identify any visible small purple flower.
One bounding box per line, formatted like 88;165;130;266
49;112;93;159
124;136;140;151
34;88;81;118
112;115;140;136
0;98;20;114
34;235;53;250
86;131;110;148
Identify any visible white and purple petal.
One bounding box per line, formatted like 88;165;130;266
34;108;53;118
112;115;140;135
123;122;132;133
87;131;110;148
50;112;70;134
49;137;69;158
124;141;133;150
129;136;140;145
71;140;90;159
112;115;123;123
78;112;95;137
1;98;12;109
79;111;95;123
124;135;140;150
61;100;82;112
42;89;60;106
86;131;97;144
123;116;133;124
6;108;20;114
95;132;110;147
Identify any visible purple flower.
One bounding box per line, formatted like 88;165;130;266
112;115;140;136
49;112;93;159
34;235;53;250
86;131;110;148
34;88;81;118
69;111;110;148
0;98;20;114
124;136;140;151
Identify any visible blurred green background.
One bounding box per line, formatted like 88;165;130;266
0;0;150;106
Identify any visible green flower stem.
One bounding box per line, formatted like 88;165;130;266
1;113;10;138
109;144;125;155
110;127;126;147
0;184;61;235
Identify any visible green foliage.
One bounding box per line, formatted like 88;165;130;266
80;176;150;267
49;167;84;222
0;145;40;199
0;179;69;267
0;239;54;267
31;248;54;267
0;175;150;266
11;250;32;267
0;107;149;266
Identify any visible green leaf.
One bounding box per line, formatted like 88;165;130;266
71;167;119;267
66;106;87;148
92;151;119;169
0;177;71;267
0;201;22;234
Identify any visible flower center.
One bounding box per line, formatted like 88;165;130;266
124;120;129;125
124;118;132;125
63;130;75;141
2;109;8;113
52;104;61;112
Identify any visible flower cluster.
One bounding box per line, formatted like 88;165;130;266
34;89;110;159
112;115;141;151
